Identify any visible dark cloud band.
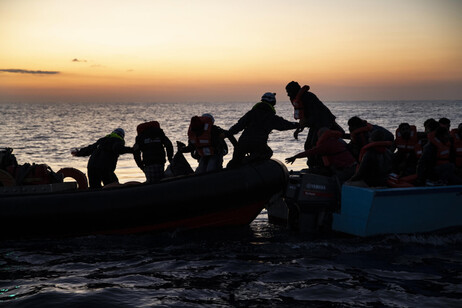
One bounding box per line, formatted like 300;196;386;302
0;69;60;75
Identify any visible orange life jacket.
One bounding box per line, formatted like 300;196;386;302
290;85;309;120
395;125;422;158
316;130;344;166
137;121;160;135
350;123;373;146
427;131;450;165
450;129;462;167
357;141;393;169
188;116;214;157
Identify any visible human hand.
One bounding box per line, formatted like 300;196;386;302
293;127;303;140
285;156;296;164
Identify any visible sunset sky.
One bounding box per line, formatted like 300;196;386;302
1;0;461;103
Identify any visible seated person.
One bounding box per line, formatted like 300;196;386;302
285;127;356;182
450;123;462;178
391;123;422;177
346;130;393;187
415;126;462;186
347;116;394;161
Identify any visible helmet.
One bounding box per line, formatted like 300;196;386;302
112;128;125;138
261;92;276;105
201;113;215;124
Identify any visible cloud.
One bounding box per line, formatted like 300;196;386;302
72;58;87;62
0;69;60;75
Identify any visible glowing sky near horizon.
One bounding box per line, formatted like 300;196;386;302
1;0;461;103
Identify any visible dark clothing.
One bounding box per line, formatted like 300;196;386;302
416;142;462;185
75;134;133;188
134;127;173;168
228;102;298;166
133;126;174;183
296;90;344;167
293;134;356;182
349;147;392;187
348;124;394;161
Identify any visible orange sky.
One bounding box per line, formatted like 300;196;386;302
1;0;462;103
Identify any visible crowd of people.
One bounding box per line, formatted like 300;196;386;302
71;81;462;189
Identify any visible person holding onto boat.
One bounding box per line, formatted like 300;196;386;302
133;121;174;183
347;116;394;161
346;130;393;187
226;92;298;167
285;127;357;182
285;81;344;168
181;113;237;173
415;126;462;186
71;128;133;188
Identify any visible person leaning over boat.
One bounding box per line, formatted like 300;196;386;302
133;121;174;183
180;113;237;173
226;92;299;168
285;127;357;183
414;126;462;186
346;130;393;187
285;81;344;168
347;116;394;161
71;128;133;188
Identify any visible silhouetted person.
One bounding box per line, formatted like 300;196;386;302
415;126;462;185
181;113;236;173
133;121;174;183
391;123;422;177
285;81;344;168
286;127;356;183
347;116;394;161
227;92;298;167
72;128;133;188
347;130;393;187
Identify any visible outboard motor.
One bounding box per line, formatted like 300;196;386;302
284;170;341;233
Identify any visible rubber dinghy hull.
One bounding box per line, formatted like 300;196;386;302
0;159;288;239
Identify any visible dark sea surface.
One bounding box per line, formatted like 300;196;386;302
1;100;462;307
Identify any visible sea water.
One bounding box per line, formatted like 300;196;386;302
0;100;461;307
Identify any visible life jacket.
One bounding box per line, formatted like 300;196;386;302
137;121;160;135
350;123;373;146
316;130;345;166
395;125;422;158
6;163;63;186
357;141;393;168
290;85;309;120
427;131;450;165
136;121;165;155
450;129;462;167
188;116;214;157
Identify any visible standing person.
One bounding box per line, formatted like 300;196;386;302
181;113;236;173
227;92;298;167
133;121;174;183
72;128;133;188
285;81;344;167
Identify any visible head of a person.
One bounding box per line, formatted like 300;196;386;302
347;116;366;132
435;126;449;144
285;81;301;99
424;118;438;133
112;128;125;139
439;117;450;130
201;113;215;124
190;116;204;135
398;123;411;140
261;92;276;106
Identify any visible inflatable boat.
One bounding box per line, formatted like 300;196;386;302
0;159;288;239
